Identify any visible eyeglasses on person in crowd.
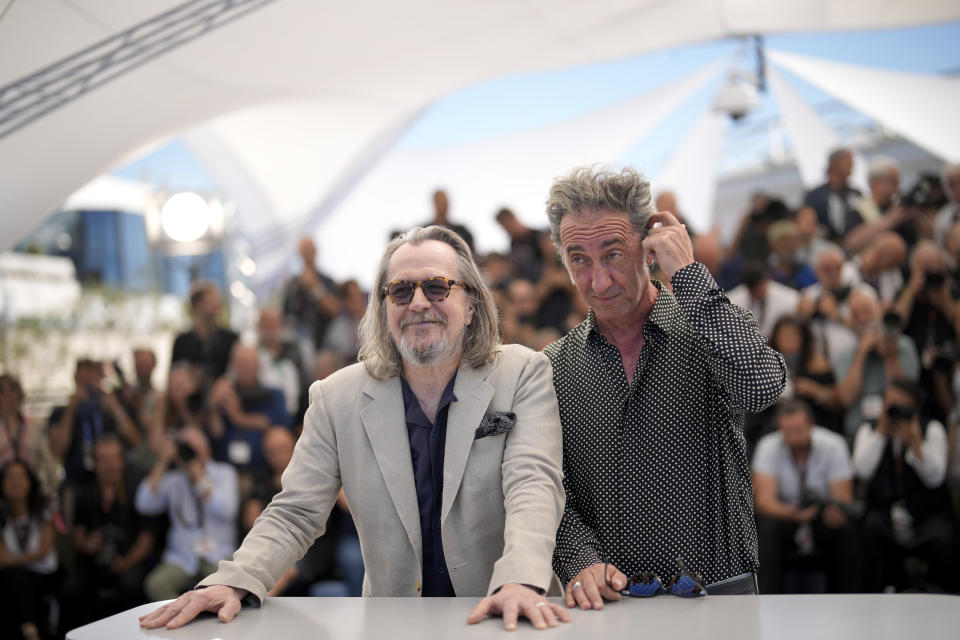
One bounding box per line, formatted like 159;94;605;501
381;276;469;305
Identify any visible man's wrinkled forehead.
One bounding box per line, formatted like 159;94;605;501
558;209;640;253
386;239;459;281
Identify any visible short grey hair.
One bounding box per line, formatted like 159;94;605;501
867;155;899;181
545;165;655;256
358;226;500;381
812;241;846;267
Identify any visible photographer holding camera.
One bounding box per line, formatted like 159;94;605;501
48;359;141;488
207;345;290;473
62;434;155;629
135;426;238;601
893;241;958;423
833;289;920;439
752;398;860;593
853;379;954;592
797;243;879;365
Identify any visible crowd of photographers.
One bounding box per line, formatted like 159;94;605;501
725;151;960;595
1;153;960;638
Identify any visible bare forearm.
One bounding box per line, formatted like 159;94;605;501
892;287;917;325
755;495;798;521
317;294;341;317
49;406;75;459
148;462;167;494
112;406;141;447
883;354;905;380
838;352;868;407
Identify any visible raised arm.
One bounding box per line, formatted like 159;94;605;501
642;212;785;412
671;262;787;412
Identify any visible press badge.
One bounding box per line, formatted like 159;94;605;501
228;440;252;465
194;536;216;556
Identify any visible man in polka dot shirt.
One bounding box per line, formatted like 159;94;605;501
544;166;787;608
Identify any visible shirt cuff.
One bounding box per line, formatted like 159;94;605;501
555;544;603;586
670;262;717;314
193;584;261;609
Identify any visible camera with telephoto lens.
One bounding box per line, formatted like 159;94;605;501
93;523;124;568
886;404;915;423
798;487;825;510
176;440;196;463
832;286;851;303
925;271;946;290
798;487;864;520
882;311;901;334
933;342;959;373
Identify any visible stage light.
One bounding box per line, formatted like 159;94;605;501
238;257;256;277
160;192;211;242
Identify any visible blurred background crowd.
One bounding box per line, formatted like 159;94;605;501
2;150;960;639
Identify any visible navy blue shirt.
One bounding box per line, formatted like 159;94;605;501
401;374;458;597
213;384;291;470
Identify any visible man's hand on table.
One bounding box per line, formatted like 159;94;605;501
467;583;571;631
139;585;247;629
565;562;628;610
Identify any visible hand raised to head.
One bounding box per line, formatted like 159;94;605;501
642;211;694;280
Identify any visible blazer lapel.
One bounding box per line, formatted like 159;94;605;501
360;375;422;565
441;361;494;523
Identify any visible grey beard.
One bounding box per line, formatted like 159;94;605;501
397;324;464;366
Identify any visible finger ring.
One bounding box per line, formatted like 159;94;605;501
572;581;583;590
536;602;547;607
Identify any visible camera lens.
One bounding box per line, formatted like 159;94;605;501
925;271;946;288
882;311;901;332
885;404;915;422
176;441;196;462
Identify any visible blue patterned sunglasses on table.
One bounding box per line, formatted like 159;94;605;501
620;558;707;598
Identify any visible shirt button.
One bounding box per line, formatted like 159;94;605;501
438;567;446;575
434;520;441;529
434;474;441;483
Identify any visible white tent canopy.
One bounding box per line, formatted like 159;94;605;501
768;49;960;165
2;1;959;286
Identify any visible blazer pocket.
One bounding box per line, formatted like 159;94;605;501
474;410;517;440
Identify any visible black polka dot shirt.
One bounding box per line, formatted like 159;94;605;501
545;262;786;586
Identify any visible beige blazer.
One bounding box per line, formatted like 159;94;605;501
199;343;564;602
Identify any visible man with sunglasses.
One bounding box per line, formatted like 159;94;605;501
543;166;786;607
139;225;568;632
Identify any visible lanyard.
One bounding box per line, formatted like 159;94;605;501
2;416;26;459
174;480;206;530
82;408;105;444
791;451;810;497
11;515;31;553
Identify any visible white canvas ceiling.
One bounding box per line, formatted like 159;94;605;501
2;0;959;279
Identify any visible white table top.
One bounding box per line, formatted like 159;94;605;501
66;594;959;640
